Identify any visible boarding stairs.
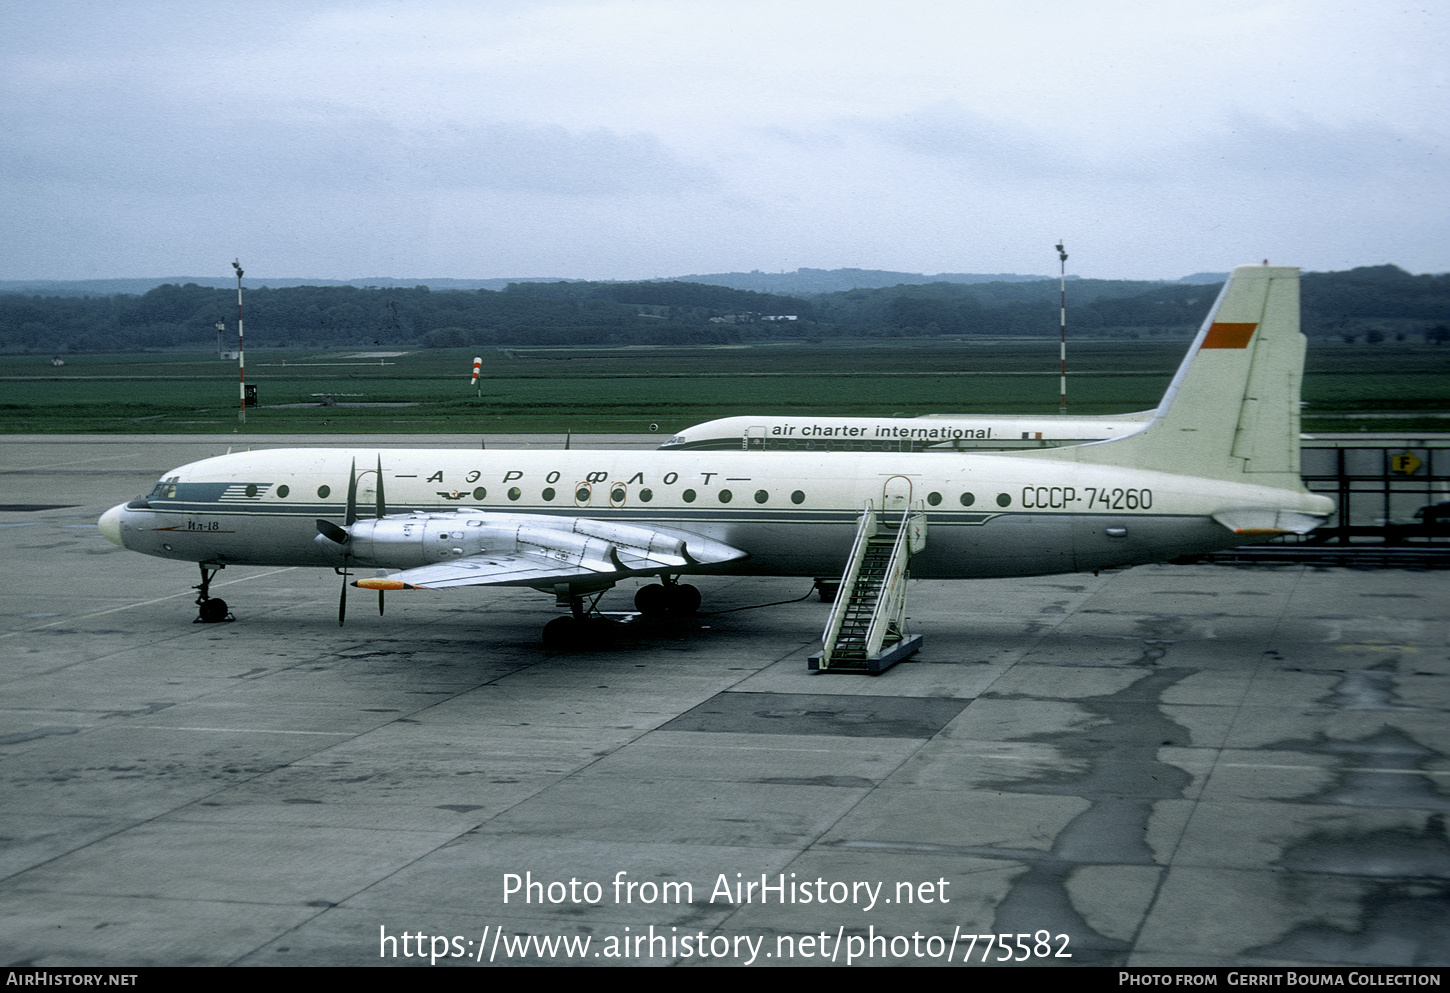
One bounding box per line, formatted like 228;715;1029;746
810;500;925;674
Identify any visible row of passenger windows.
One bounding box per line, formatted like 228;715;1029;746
272;484;1014;507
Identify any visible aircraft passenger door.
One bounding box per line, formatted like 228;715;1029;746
744;426;768;451
882;475;913;513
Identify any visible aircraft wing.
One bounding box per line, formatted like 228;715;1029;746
351;515;747;592
359;554;624;590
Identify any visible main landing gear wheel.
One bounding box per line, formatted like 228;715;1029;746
672;583;701;615
542;615;618;652
634;583;669;616
193;564;233;623
633;582;700;617
542;616;577;651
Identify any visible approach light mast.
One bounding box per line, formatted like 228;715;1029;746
232;259;246;423
1056;241;1068;415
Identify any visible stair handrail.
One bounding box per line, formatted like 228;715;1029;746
863;502;915;657
819;502;876;669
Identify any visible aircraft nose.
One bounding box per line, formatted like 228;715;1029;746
98;503;126;547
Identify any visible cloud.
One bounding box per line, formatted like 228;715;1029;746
829;99;1445;194
418;122;717;196
0;91;716;201
1203;113;1444;181
1;1;1447;279
841;102;1064;179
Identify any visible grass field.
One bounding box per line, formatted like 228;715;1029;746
2;338;1447;435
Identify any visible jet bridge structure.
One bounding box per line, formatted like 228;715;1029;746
810;501;926;674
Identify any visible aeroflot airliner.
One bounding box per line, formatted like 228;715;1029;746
100;265;1332;647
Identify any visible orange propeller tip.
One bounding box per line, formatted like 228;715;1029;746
356;578;412;591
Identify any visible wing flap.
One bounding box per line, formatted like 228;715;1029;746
358;552;603;590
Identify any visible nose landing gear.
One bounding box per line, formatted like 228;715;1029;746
194;563;233;623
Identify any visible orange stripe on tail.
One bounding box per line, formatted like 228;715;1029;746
1201;322;1257;349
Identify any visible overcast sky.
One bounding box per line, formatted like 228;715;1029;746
2;1;1445;282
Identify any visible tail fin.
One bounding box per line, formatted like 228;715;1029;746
1033;264;1305;488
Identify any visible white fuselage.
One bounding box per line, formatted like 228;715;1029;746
101;447;1332;582
658;412;1154;452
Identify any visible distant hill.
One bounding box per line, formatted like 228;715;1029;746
659;268;1058;295
2;265;1446;352
0;268;1060;298
4;266;1438;301
0;268;1241;299
0;276;578;297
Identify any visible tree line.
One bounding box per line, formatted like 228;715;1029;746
1;265;1445;353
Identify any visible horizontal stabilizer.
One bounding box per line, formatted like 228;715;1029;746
1211;508;1327;536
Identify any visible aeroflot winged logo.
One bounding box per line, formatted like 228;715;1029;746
1200;322;1258;349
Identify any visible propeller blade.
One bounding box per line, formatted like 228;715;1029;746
375;456;386;519
344;458;358;527
338;564;349;626
378;590;385;615
316;519;349;544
